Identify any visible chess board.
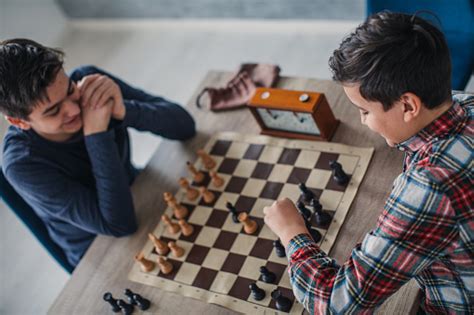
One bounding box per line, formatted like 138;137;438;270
129;132;374;314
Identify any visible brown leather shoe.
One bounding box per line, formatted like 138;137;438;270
196;63;280;111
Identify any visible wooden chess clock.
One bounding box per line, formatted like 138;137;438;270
247;88;340;141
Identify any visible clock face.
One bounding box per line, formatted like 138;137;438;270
256;108;320;136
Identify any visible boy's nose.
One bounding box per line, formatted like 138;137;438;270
63;100;80;117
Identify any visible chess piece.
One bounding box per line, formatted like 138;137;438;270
200;186;215;204
163;192;175;203
197;149;216;169
187;161;205;183
178;219;194;236
259;266;276;283
161;214;180;234
226;202;240;223
148;233;169;255
308;227;322;243
329;160;349;186
169;200;189;219
168;241;185;258
271;289;292;312
117;299;134;315
134;252;155;272
157;257;173;274
124;288;137;305
298;182;315;203
179;177;199;201
273;239;286;258
296;201;312;221
310;198;332;226
132;293;151;311
238;212;258;234
249;283;266;301
210;171;224;188
103;292;121;313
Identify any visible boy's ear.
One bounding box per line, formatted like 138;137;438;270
400;93;422;123
5;115;31;130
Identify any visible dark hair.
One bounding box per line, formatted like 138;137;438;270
0;38;64;119
329;11;452;111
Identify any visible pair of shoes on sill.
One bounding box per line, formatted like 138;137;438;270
196;63;281;111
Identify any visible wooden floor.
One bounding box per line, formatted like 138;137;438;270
1;13;473;315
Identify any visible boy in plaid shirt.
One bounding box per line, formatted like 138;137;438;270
264;12;473;314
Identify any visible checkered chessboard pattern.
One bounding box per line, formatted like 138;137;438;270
129;132;374;314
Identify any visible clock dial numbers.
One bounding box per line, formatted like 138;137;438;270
256;108;320;136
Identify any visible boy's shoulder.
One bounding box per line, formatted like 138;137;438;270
2;126;34;175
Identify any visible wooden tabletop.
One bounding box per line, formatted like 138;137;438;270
49;71;420;314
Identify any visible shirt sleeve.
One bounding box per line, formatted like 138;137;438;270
286;168;457;314
4;129;137;237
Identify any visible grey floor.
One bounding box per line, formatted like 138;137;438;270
1;2;473;315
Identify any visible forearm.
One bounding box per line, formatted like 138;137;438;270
84;130;137;235
122;99;196;140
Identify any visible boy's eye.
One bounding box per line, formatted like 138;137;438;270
49;107;60;116
67;82;76;95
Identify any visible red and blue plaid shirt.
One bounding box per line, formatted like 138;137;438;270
287;93;473;314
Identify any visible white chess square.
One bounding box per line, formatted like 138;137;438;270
337;155;359;175
239;256;268;279
214;192;239;210
221;215;243;233
174;262;201;285
258;223;277;240
229;234;258;256
188;206;213;225
233;159;257;178
226;142;250;159
278;183;301;201
241;178;266;198
194;226;221;247
202;248;228;270
306;169;332;189
268;164;293;183
320;190;344;211
250;198;274;218
209;271;237;294
259;146;284;164
295;150;321;168
278;268;292;288
268;248;289;264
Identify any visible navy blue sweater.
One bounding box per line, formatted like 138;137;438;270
2;66;196;267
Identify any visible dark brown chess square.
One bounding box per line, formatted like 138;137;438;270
260;181;284;200
277;148;301;165
157;259;182;280
249;238;274;259
221;253;247;274
198;190;221;208
185;245;210;265
205;209;228;228
225;177;248;194
192;267;218;290
243;144;264;160
287;167;311;184
227;276;254;301
314;152;340;170
217;158;240;174
264;262;287;283
234;196;257;213
250;162;274;180
178;224;202;243
213;231;238;251
210;140;232;156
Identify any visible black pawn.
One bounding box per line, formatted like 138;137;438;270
310;198;332;226
226;201;240;223
132;293;151;311
296;201;312;221
308;226;322;243
249;283;266;301
298;182;314;203
117;299;134;315
273;239;286;257
271;289;292;312
329;160;349;186
123;289;137;305
259;266;276;284
103;292;121;313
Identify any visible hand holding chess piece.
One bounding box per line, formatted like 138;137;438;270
187;161;205;183
179;177;199;201
197;149;216;170
263;198;308;247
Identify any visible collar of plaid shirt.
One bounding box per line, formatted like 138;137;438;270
396;100;468;153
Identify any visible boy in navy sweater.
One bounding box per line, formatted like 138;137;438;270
1;39;196;267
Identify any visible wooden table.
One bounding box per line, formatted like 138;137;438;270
49;71;420;314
